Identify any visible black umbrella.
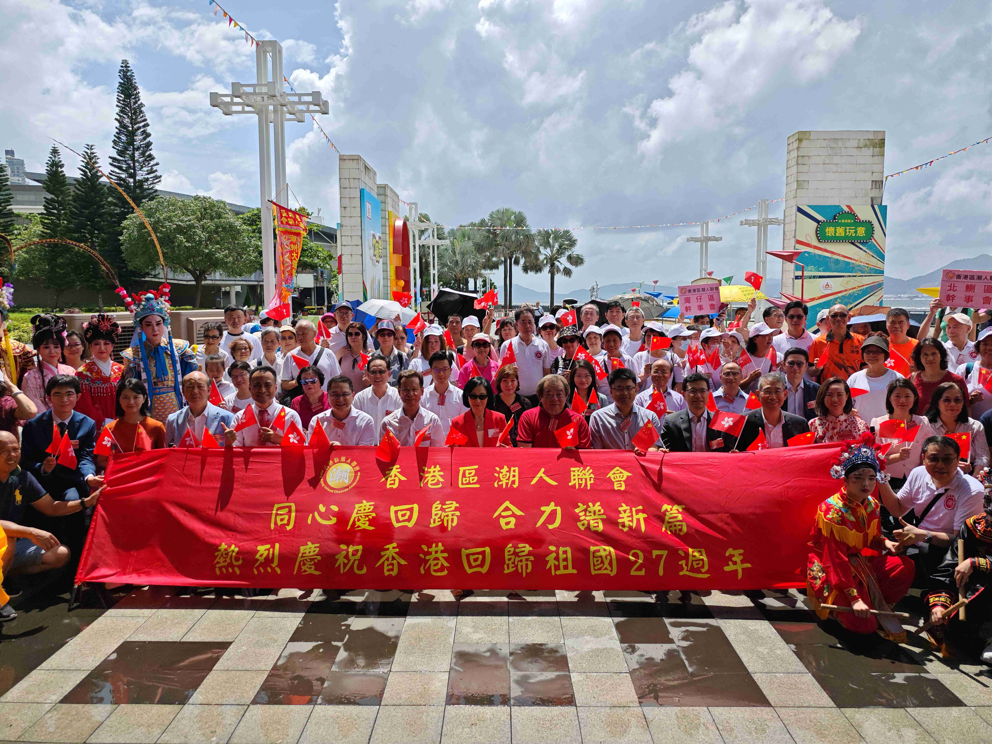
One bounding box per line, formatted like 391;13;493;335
427;288;481;325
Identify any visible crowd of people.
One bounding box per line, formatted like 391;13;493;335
0;288;988;667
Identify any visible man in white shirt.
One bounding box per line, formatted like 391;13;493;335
499;307;551;401
308;375;376;446
353;356;402;434
220;305;261;362
634;357;687;415
225;367;303;446
772;301;816;358
380;370;445;446
943;312;977;367
165;371;237;446
712;362;748;413
420;352;466;435
281;320;341;394
734;372;810;450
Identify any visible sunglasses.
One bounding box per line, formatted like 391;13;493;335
786;314;806;321
830;312;849;319
785;360;807;367
301;378;320;386
472;343;490;349
468;393;488;400
347;331;364;337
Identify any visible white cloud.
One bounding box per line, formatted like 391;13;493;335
282;39;318;65
159;169;193;193
200;171;247;204
629;0;864;156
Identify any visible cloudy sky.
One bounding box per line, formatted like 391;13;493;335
1;0;988;291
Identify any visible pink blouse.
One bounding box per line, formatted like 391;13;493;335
810;413;869;443
22;362;77;412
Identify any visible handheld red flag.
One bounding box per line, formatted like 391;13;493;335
291;354;309;371
884;349;911;377
645;389;667;417
445;427;469;446
947;431;971;461
631;420;660;452
201;427;221;448
46;421;63;455
392;291;413;308
737;351;753;368
499;342;517;369
177;428;199;448
611;357;626;370
590;357;608;381
744;271;763;291
710;411;746;437
876;419;907;439
56;431;77;469
234;405;258;432
414;425;432;447
357;353;370;371
496;417;514;446
93;426;118;456
849;387;869;398
706;392;718;413
746;429;767;451
316;320;331;340
559;309;576;326
376;429;401;461
787;431;816;447
470;362;484;379
570;390;588;414
208;378;224;406
707;346;721;369
308;421;332;448
745;392;761;410
555;420;579;448
456;353;468;370
406;315;427;334
901;420;921;443
281;419;306;446
978;367;992;394
650;336;671;352
444;329;456;348
878;442;894;456
134;426;152;452
270;407;287;431
638;343;647;353
765;346;777;367
588;387;600;408
474;289;498;309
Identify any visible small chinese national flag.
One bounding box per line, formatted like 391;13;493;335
496;417;514;446
746;429;767;451
208;378;224;406
631;420;659;452
876;419;906;439
134;426;152;452
308;421;332;448
707;347;721;369
611;357;626;369
46;421;62;455
93;426;117;456
470;362;483;379
849;387;869;398
555;420;579;448
270;407;287;431
376;429;401;461
559;308;576;326
456;353;468;369
706;392;718;413
291;354;309;370
650;335;671;352
500;342;516;369
745;392;761;410
234;405;258;432
177;428;199;448
201;427;221;448
646;389;667;417
281;419;306;446
56;431;77;469
765;346;777;366
445;427;469;446
787;431;816;447
744;271;763;290
978;367;992;394
571;390;588;414
588;387;599;408
710;411;746;437
444;329;456;348
947;431;971;460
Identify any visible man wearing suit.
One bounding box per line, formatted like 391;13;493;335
165;371;237;446
20;374;99;552
735;372;811;451
782;348;820;422
660;373;733;453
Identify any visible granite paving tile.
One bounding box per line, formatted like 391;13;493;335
708;706;794;744
439;704;510;744
157;703;247;744
908;706;992;744
369;704;444;744
297;705;378;744
642;707;725;744
842;708;938;743
575;706;652;743
228;703;314;744
18;703;115;743
0;702;52;741
252;641;339;705
777;707;865;744
509;706;582;744
86;703;181;743
447;643;510;705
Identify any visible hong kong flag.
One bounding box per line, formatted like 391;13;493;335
745;271;763;291
947;431;971;461
884;349;912;377
56;433;77;470
474;289;498;309
710;411;746;437
93;426;118;457
445;427;469;446
590;357;608;381
631;420;660;452
645;390;667;417
745;392;761;410
499;342;517;369
746;429;768;451
357;353;370;371
406;315;427;334
376;429;401;462
555;421;579;448
707;347;721;369
737;351;753;368
787;431;816;447
177;428;199;448
234;405;258;432
281;419;306;446
208;379;224;406
559;308;576;327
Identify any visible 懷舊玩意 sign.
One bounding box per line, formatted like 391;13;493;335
815;210;874;243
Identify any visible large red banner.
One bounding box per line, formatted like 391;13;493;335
76;445;843;590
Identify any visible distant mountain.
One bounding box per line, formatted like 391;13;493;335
884;254;992;296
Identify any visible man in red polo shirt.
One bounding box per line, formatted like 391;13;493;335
516;374;591;449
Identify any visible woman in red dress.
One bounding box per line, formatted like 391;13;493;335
807;434;914;641
76;314;123;431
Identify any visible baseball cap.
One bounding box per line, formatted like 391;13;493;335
471;333;492;345
463;315;481;328
376;320;396;334
977;327;992;343
423;325;444;337
724;331;745;346
861;336;889;355
539;314;557;328
555;308;569;319
667;324;695;338
643;322;666;335
700;328;722;341
333;302;353;312
582;325;603;339
816;309;829;322
947;312;974;329
749;322;781;337
600;324;624;338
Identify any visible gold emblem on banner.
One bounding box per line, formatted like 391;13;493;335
321;457;361;493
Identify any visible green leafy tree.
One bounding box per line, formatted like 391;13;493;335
528;228;583;307
475;208;534;308
238;206;337;275
69;144;112;294
107;59;161;286
121;196;255;307
0;163;15;278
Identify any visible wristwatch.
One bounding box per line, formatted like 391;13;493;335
924;531;933;544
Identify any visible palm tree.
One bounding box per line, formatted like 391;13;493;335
475;208;535;309
529;228;583;306
438;228;486;291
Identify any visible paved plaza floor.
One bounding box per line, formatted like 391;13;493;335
1;584;990;743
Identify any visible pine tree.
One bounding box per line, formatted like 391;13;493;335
40;146;72;241
70;144;112;295
0;163;15;278
107;59;161;285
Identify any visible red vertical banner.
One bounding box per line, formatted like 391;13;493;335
266;201;308;321
76;445;844;591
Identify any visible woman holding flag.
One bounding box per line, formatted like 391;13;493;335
632;323;682;394
568;360;601;424
739;322;780;393
870;379;931;488
96;379;164;467
923;381;988;474
846;335;903;424
457;333;499;388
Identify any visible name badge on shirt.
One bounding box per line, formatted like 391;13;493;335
487;428;499;437
331;418;346;430
385;410;393;416
510;402;521;412
618;417;633;433
807;401;816;409
709;439;725;450
438;393;446;406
